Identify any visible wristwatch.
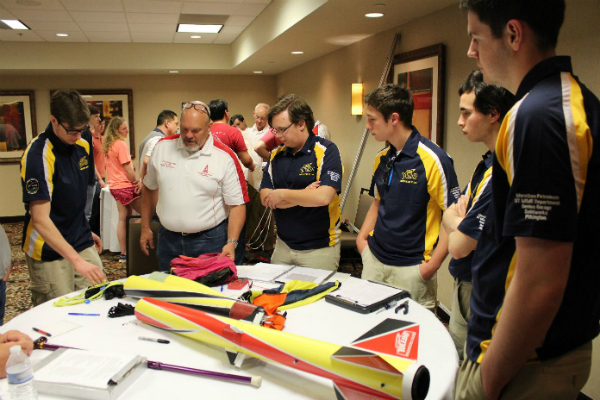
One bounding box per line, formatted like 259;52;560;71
227;238;238;248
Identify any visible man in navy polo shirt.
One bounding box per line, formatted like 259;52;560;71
455;0;600;398
260;94;342;271
21;89;106;306
357;84;460;311
442;70;514;362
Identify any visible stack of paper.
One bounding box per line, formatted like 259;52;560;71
34;348;146;400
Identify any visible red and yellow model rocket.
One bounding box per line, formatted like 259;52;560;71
124;274;266;325
135;297;430;400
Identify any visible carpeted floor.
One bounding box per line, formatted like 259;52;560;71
2;222;362;324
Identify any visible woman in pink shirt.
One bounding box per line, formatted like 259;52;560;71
102;117;141;262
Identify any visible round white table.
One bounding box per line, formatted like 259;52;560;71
1;277;458;399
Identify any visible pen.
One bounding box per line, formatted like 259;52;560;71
32;327;52;337
139;336;170;344
376;300;399;314
68;313;101;316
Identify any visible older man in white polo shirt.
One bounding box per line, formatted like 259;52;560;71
140;101;249;272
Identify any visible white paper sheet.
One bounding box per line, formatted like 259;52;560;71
35;349;141;389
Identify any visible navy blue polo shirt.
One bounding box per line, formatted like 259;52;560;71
368;128;460;266
21;122;94;261
260;133;342;250
448;151;493;282
467;57;600;363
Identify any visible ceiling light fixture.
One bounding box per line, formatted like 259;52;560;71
190;35;201;39
177;24;222;33
365;12;384;18
1;19;30;30
254;71;263;74
169;71;179;74
291;51;303;55
56;33;68;37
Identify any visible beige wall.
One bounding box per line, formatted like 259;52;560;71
0;74;276;217
276;1;600;397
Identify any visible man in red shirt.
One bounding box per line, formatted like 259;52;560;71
209;99;255;264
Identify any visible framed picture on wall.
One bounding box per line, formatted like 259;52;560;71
52;89;136;159
0;90;37;164
387;43;445;148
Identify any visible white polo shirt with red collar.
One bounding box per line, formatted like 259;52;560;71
144;134;249;233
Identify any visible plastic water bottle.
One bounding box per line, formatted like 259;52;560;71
6;345;37;400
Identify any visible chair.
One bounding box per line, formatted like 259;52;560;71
339;188;374;267
126;215;160;276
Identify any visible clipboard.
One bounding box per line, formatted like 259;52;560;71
325;278;410;314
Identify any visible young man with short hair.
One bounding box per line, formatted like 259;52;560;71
260;94;343;270
455;0;600;398
442;70;514;362
229;114;247;131
21;89;106;305
356;84;460;311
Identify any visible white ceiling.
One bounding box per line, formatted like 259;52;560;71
0;0;271;44
0;0;459;75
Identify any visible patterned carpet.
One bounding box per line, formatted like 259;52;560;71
2;222;126;324
2;221;361;324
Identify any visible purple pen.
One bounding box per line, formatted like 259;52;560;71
33;337;82;351
146;361;261;387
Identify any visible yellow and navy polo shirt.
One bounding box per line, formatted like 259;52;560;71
260;133;342;251
368;128;460;266
448;151;493;282
20;122;94;261
467;56;600;363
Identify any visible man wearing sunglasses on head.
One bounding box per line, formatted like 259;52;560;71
260;94;343;271
20;89;106;306
356;84;460;312
140;101;249;271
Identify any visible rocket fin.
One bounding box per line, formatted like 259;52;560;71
351;318;420;361
333;382;398;400
226;350;246;368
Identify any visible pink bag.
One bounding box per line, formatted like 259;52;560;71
170;253;237;286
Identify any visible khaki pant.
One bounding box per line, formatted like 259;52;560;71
26;245;104;306
449;279;472;362
455;341;592;400
360;246;437;311
271;236;340;271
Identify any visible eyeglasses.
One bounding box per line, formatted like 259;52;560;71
384;155;396;185
183;102;211;117
58;119;89;136
272;122;294;136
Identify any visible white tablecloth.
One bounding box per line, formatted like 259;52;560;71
1;275;458;399
100;186;120;253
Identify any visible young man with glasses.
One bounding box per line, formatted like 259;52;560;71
20;89;106;306
356;84;460;311
260;94;343;271
140;101;248;271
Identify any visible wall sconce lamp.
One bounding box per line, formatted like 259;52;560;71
351;83;364;115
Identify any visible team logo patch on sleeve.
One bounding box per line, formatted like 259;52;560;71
327;171;340;182
26;178;40;194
